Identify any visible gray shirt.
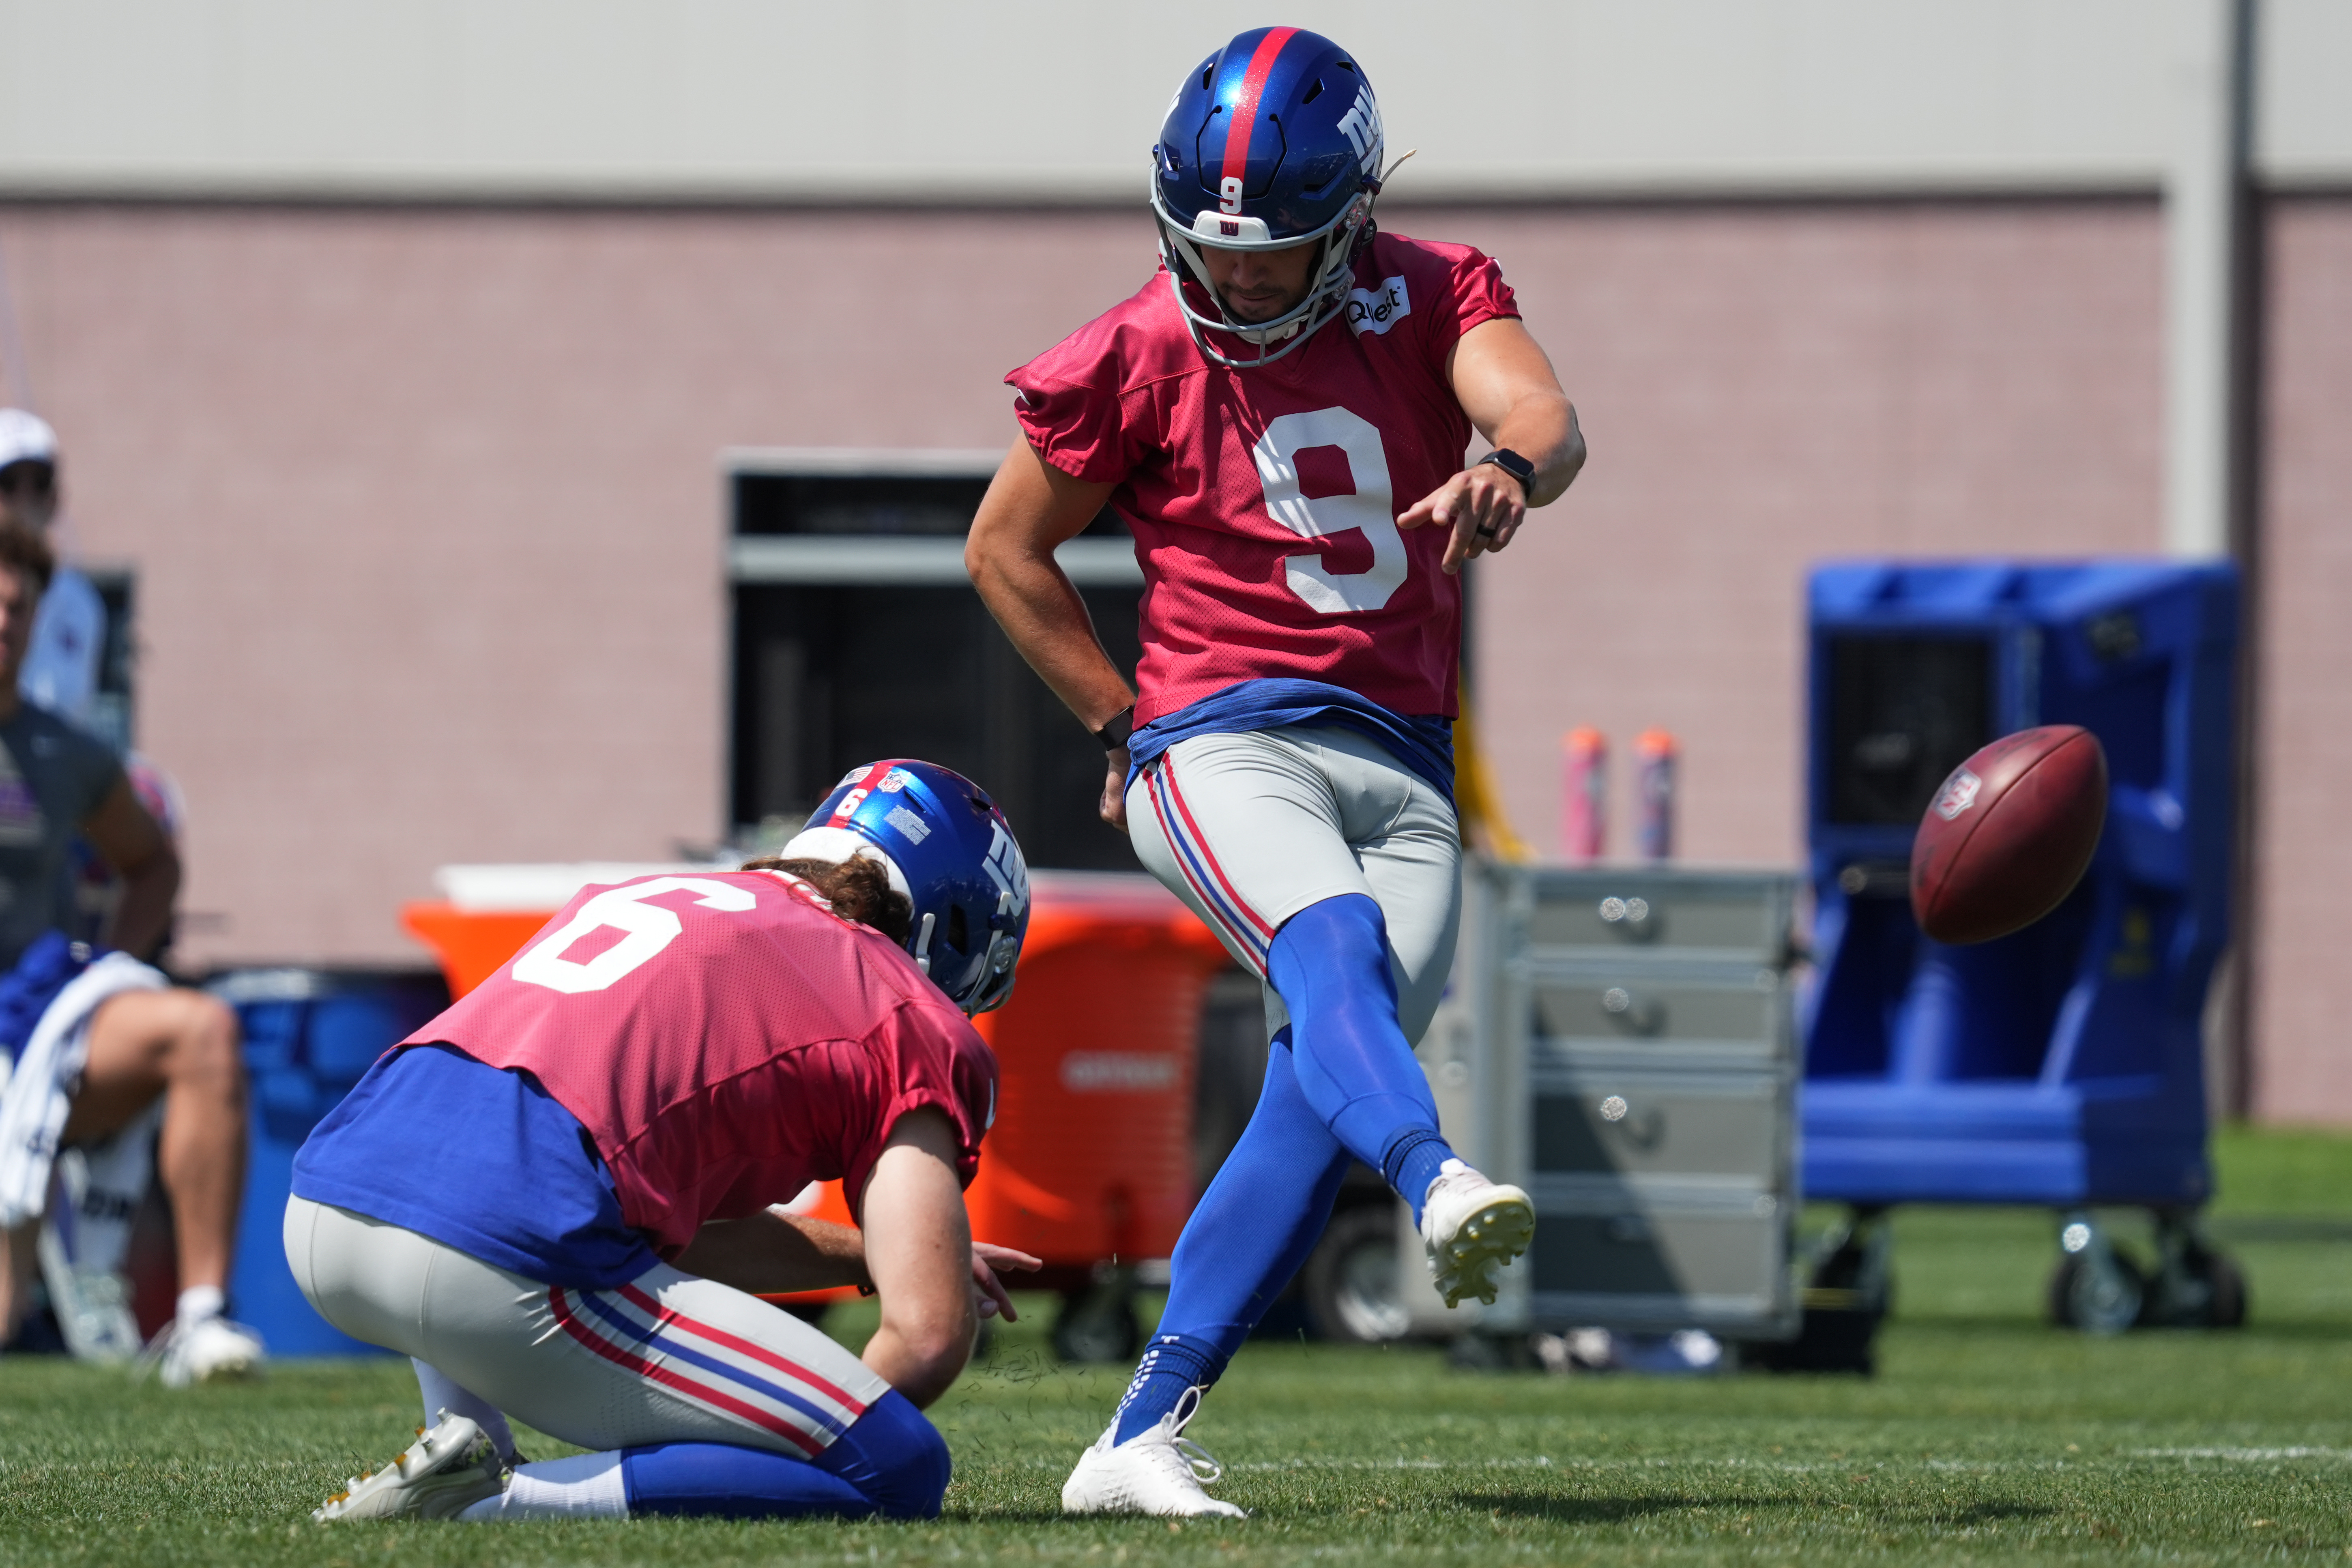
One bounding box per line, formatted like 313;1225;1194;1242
0;704;123;970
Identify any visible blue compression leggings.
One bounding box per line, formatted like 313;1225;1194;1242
618;1390;949;1519
1113;895;1455;1441
1267;894;1448;1185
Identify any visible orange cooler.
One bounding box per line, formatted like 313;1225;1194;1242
963;872;1229;1287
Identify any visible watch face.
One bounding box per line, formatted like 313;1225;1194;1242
1489;450;1534;481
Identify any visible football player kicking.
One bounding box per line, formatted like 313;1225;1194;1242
968;27;1585;1517
287;762;1037;1523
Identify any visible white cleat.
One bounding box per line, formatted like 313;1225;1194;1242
152;1315;268;1388
314;1413;505;1523
1421;1158;1535;1308
1061;1387;1247;1519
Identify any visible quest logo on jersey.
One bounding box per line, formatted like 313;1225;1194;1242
1347;276;1411;337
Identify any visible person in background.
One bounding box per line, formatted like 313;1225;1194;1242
0;410;109;734
0;519;261;1385
0;408;181;948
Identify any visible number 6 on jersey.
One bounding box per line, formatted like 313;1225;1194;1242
512;877;757;995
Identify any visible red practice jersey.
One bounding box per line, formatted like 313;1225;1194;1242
1009;230;1519;724
395;871;995;1258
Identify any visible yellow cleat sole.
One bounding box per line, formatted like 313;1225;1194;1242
1433;1192;1536;1309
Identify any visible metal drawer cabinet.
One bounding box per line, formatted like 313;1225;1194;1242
1402;862;1801;1343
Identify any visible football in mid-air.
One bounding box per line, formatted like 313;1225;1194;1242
1909;725;2108;945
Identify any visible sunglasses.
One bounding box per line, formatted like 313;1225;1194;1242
0;462;56;498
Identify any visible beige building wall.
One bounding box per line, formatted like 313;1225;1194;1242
9;192;2351;1121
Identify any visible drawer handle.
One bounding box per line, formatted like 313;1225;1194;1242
1596;1095;1665;1150
1600;986;1665;1035
1596;896;1656;941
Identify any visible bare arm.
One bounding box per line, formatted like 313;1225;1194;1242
678;1192;1043;1334
672;1210;871;1296
855;1110;986;1407
1396;316;1587;574
965;437;1136;829
80;777;178;962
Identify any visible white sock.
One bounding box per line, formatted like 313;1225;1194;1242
411;1359;522;1464
456;1451;628;1521
174;1285;225;1327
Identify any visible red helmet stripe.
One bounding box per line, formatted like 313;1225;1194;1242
1220;27;1298;197
829;759;900;824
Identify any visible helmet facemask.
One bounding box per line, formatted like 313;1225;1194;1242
1151;166;1378;371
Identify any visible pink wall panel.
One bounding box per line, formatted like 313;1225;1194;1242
2248;197;2352;1124
1441;200;2165;868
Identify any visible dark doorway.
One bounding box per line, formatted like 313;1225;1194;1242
727;463;1141;870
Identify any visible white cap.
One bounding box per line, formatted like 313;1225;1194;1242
778;826;913;902
0;409;57;471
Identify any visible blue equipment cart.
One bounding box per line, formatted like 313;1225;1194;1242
212;968;449;1356
1798;559;2243;1342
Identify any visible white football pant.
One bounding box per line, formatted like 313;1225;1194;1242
1125;723;1461;1044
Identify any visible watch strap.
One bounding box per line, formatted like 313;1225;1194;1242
1094;705;1136;751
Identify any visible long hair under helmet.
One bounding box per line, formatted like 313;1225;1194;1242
782;760;1031;1015
1151;27;1388;370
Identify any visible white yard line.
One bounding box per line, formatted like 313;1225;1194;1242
2130;1447;2352;1462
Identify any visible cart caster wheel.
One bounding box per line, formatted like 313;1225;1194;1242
2047;1231;2145;1335
2144;1226;2249;1329
1052;1284;1141;1364
2199;1251;2248;1328
1303;1203;1409;1344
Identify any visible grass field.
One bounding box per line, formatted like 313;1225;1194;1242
3;1125;2348;1565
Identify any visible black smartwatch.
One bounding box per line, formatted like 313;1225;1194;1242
1094;705;1136;751
1474;448;1536;493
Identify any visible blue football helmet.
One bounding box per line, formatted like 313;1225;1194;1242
785;760;1031;1015
1150;27;1388;369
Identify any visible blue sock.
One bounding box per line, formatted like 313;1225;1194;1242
1111;1333;1226;1445
1268;893;1458;1220
1112;1037;1351;1441
1381;1128;1457;1226
618;1391;949;1520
